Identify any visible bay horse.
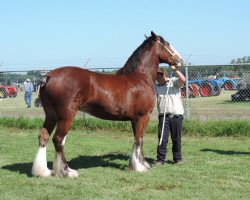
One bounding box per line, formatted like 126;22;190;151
32;31;183;177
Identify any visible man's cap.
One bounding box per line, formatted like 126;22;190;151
27;79;31;82
40;70;47;76
157;67;167;74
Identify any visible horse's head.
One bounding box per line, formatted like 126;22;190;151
150;31;183;67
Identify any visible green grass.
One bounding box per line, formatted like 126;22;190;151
0;126;249;200
0;91;45;118
187;90;250;120
0;116;250;137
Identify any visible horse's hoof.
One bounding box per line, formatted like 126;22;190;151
42;169;52;177
143;160;151;170
52;168;78;177
32;168;52;177
129;159;151;172
67;168;78;178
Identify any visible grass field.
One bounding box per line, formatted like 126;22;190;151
0;126;249;200
0;92;45;118
0;90;249;120
187;90;250;120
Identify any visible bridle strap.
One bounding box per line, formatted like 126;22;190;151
156;40;176;56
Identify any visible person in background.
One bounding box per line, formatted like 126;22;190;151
154;66;186;165
24;78;34;108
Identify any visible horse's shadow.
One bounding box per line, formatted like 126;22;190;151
200;148;250;155
1;152;154;177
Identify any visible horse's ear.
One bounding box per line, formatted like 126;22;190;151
151;31;157;41
144;34;148;39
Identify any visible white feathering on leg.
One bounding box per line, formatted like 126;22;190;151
53;152;78;177
32;147;51;177
129;144;149;172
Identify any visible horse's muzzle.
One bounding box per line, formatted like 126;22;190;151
175;59;184;67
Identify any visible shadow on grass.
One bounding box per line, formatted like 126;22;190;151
1;162;35;177
68;152;130;171
200;148;250;155
1;152;154;177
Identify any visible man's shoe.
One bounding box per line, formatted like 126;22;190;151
155;161;164;166
173;160;183;165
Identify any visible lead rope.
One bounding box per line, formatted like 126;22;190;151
158;77;171;146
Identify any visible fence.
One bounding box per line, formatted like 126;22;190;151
0;64;250;120
182;64;250;120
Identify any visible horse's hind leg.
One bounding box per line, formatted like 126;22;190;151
129;114;151;172
32;116;57;177
52;118;78;177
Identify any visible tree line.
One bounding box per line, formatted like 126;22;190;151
231;56;250;64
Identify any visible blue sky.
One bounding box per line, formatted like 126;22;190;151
0;0;249;71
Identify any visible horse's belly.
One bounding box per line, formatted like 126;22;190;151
79;103;131;121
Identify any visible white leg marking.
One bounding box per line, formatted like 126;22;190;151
53;152;78;177
67;167;79;178
62;136;67;146
129;144;150;172
32;147;51;177
53;152;64;176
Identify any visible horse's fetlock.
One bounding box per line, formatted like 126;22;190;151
39;140;48;147
38;134;49;147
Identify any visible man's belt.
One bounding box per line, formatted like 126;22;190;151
159;113;182;118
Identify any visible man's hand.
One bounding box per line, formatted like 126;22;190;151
170;65;178;71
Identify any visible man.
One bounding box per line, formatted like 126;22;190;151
155;66;186;165
24;78;34;108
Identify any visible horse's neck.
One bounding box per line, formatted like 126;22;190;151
117;48;159;82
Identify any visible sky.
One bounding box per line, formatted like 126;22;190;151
0;0;249;71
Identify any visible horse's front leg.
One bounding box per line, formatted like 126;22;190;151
129;114;151;172
52;119;78;177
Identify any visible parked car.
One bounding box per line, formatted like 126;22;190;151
231;85;250;101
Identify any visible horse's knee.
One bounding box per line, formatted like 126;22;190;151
38;128;50;147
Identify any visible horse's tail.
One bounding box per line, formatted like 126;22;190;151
40;75;50;88
39;75;50;98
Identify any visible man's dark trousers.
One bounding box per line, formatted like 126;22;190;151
157;114;183;162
